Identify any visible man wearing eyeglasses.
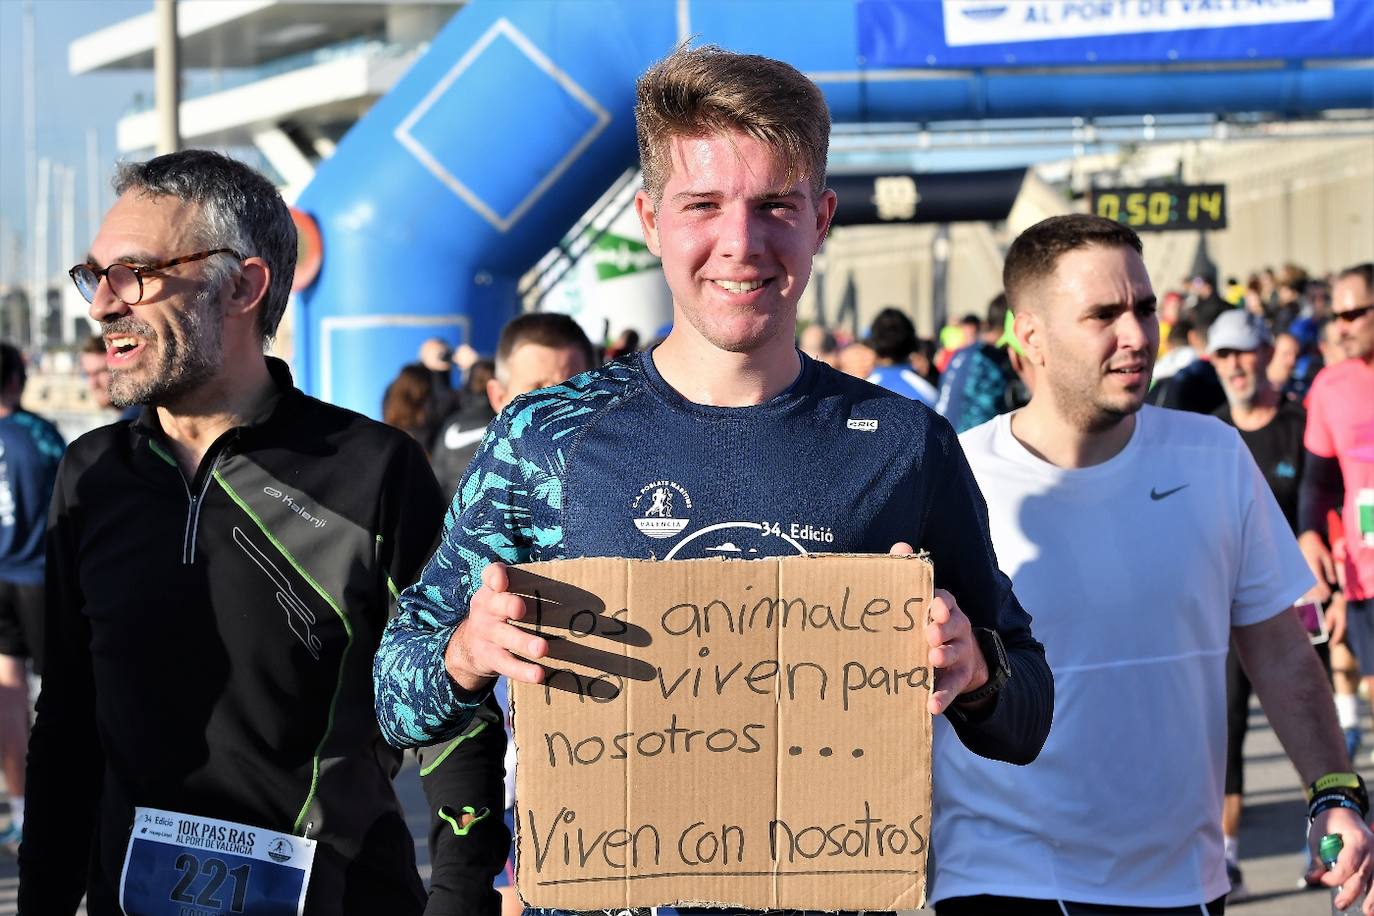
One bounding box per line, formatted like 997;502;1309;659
1301;263;1374;748
22;150;447;916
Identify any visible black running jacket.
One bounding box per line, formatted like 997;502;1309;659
21;359;445;914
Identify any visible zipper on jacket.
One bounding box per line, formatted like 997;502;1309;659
182;464;220;563
148;431;240;564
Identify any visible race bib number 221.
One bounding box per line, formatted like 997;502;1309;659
119;807;316;916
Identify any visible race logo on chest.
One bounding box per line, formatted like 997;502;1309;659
631;480;692;539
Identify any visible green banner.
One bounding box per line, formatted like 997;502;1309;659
590;233;660;282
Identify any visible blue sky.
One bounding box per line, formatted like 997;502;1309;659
0;0;152;283
0;0;1054;288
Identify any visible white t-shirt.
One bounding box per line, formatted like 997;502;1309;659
930;405;1314;908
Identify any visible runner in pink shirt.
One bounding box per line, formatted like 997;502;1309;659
1301;263;1374;708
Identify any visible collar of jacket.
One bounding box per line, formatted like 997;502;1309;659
128;356;299;446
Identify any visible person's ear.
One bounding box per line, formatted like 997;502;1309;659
813;188;837;253
1016;310;1045;368
225;257;270;323
486;377;507;415
635;190;661;257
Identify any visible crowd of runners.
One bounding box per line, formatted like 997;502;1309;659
0;41;1369;916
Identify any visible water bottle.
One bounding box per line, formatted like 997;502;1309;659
1321;833;1358;915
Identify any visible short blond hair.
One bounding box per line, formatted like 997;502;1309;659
635;45;830;203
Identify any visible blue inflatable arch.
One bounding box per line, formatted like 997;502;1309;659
294;0;1374;415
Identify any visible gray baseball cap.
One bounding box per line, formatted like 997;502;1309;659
1207;309;1271;355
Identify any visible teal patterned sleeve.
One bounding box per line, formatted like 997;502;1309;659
373;366;629;747
373;407;540;747
371;370;610;747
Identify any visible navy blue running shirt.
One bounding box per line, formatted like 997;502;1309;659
375;350;1051;763
0;409;64;585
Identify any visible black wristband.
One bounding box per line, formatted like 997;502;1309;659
1310;794;1365;822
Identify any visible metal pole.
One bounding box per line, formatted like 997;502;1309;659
87;128;102;244
21;1;37;331
0;220;9;290
930;224;951;334
60;165;78;345
33;159;51;350
61;166;76;279
155;0;181;155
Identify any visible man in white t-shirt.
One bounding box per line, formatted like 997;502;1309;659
930;214;1374;916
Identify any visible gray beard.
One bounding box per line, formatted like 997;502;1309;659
107;284;224;409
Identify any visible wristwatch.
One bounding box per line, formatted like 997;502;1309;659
954;627;1011;707
1307;771;1369;821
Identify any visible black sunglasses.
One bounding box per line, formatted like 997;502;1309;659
1333;303;1374;324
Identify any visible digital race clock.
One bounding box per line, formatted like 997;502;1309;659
1090;184;1227;232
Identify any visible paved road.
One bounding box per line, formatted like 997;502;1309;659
0;699;1354;914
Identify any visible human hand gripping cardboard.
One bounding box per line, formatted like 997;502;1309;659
447;550;990;715
445;562;549;693
888;541;990;716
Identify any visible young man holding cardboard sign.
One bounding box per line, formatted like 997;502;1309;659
376;46;1053;909
932;215;1374;916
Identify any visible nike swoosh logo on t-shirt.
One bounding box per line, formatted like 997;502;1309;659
444;425;488;451
1150;484;1190;501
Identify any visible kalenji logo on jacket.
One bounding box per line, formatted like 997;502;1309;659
263;486;327;529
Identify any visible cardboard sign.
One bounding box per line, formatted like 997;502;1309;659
511;554;933;911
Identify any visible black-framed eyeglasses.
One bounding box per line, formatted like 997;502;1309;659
68;248;244;306
1333;303;1374;324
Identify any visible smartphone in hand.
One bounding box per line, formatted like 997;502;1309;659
1295;599;1329;645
